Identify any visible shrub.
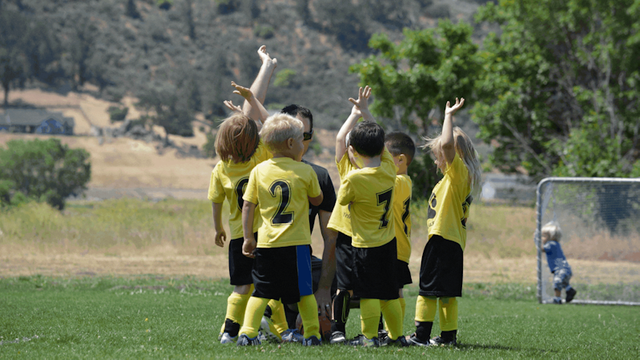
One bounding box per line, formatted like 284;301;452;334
108;106;129;122
0;138;91;210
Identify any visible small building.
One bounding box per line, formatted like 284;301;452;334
0;109;74;135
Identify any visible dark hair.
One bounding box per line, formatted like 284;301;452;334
349;121;385;157
281;104;313;130
385;131;416;165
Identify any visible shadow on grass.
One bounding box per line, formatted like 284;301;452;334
456;343;558;355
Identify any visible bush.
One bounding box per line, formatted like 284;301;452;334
202;132;217;158
108;106;129;122
0;138;91;210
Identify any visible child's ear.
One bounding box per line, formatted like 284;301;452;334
399;154;406;164
287;138;294;149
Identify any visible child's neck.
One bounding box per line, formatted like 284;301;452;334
360;156;381;168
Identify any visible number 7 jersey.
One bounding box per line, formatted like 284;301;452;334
336;149;397;248
243;157;322;248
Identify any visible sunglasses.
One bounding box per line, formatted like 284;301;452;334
303;129;314;141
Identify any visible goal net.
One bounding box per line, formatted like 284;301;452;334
535;177;640;305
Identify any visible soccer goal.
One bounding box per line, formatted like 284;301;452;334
535;177;640;305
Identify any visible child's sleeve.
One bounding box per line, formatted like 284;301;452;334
307;167;322;198
337;177;355;206
207;165;225;203
444;153;469;185
242;167;259;204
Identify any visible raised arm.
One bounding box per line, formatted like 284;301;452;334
442;97;465;164
242;45;277;122
335;86;371;162
231;81;270;126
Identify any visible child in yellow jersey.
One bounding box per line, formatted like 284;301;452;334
376;131;415;343
238;113;324;346
333;86;408;347
408;98;482;347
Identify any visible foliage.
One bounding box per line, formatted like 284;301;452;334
472;0;640;181
202;131;217;158
108;106;129;122
0;138;91;210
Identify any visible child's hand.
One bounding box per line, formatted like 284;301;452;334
257;45;277;68
242;237;257;258
214;229;227;247
349;104;362;119
231;81;253;101
223;100;242;114
348;85;372;112
444;97;465;116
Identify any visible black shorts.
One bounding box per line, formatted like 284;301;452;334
252;245;314;304
418;235;463;297
335;232;355;291
229;236;255;286
353;238;399;300
396;259;412;288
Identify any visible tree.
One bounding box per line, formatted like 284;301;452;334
472;0;640;180
0;138;91;210
0;5;28;107
350;20;481;198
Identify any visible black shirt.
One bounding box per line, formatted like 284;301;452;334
302;159;336;234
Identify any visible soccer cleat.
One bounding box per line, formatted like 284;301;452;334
302;335;322;346
407;333;431;347
260;316;282;342
236;334;261;346
566;288;577;303
329;331;346;345
381;335;409;347
281;329;304;343
220;332;237;344
348;334;379;347
429;335;457;346
553;297;563;304
378;329;389;344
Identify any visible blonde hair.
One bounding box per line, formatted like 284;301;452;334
260;113;304;152
215;113;260;163
423;126;482;197
541;221;562;242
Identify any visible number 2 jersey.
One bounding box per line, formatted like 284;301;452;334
243;157;322;248
336;149;397;249
207;141;272;240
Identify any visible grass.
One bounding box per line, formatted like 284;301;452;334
0;275;638;359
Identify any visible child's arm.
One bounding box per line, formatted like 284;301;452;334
223;100;242;114
242;45;277;122
241;200;258;258
335;86;371;162
309;192;323;207
442;97;465;164
231;81;270;126
212;202;226;247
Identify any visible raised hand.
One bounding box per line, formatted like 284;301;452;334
223;100;242;114
231;81;253;101
348;85;372;112
257;45;277;68
445;97;465;116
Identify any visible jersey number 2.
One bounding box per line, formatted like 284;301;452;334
270;181;293;225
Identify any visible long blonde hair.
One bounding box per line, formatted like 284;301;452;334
423;126;482;197
215;113;260;163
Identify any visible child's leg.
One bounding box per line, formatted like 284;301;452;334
298;295;320;339
238;297;269;339
399;289;406;322
380;299;403;340
414;295;437;341
438;297;458;341
266;299;288;334
222;284;254;336
360;298;381;339
331;289;352;334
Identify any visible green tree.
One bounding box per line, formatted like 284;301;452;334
472;0;640;180
0;5;28;107
350;19;481;198
0;138;91;210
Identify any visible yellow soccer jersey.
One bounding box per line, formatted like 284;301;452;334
427;153;473;251
393;174;412;263
243;157;322;248
327;153;356;237
207;141;272;239
336;149;397;248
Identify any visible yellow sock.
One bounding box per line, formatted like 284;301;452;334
399;297;406;323
238;297;269;338
438;297;458;331
298;295;320;339
415;295;437;323
225;289;252;325
267;299;288;334
359;298;380;339
381;299;403;340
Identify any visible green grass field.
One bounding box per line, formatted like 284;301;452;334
1;275;638;359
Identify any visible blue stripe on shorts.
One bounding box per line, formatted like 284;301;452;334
296;245;313;297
